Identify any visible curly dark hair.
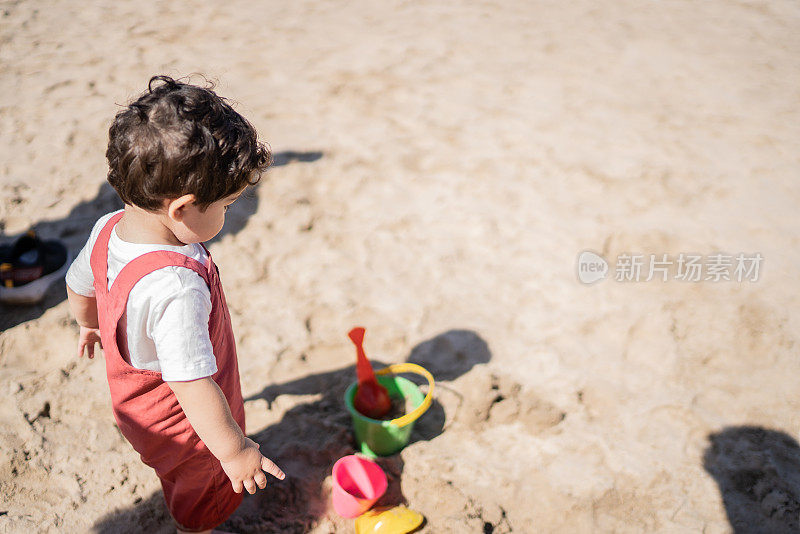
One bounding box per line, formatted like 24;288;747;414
106;75;271;211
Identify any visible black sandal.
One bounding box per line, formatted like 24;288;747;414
0;230;70;304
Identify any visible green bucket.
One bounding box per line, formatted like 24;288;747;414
344;363;435;458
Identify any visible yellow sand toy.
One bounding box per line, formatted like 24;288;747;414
354;505;424;534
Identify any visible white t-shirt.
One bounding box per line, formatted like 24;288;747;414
66;210;218;381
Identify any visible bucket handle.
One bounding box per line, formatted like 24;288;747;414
375;363;435;427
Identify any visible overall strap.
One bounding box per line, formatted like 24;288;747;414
90;211;125;297
107;251;211;321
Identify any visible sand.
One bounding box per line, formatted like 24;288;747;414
1;0;800;532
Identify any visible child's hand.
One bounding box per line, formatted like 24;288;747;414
78;326;102;359
220;437;285;494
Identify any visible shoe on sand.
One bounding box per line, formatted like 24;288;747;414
355;505;424;534
0;230;71;305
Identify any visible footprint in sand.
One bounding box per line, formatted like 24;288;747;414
454;368;566;433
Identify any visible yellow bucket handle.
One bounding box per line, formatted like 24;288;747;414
375;363;435;427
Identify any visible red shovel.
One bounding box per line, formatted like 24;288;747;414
348;327;392;419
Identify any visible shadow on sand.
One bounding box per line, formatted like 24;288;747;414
91;329;491;533
0;150;323;332
704;425;800;534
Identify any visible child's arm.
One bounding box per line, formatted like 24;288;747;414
66;285;102;359
167;377;285;494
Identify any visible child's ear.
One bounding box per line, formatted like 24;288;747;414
166;194;196;222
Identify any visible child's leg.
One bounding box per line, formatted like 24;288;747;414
161;449;243;533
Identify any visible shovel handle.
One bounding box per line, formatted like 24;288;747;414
375;363;435;427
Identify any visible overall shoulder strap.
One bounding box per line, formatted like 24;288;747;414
90;212;124;297
106;250;211;320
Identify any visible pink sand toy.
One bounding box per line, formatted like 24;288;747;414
331;454;388;518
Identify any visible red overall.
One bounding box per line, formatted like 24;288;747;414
90;212;246;532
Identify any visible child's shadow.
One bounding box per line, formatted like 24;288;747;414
703;425;800;534
207;150;322;246
227;329;491;533
0;181;123;331
0;150;323;331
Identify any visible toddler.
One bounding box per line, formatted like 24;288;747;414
66;75;285;534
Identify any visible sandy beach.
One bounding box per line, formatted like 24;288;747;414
2;0;800;532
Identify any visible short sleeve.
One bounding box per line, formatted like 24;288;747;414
65;211;120;297
149;283;217;382
65;239;95;297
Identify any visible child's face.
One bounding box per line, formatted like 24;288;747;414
168;189;244;244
